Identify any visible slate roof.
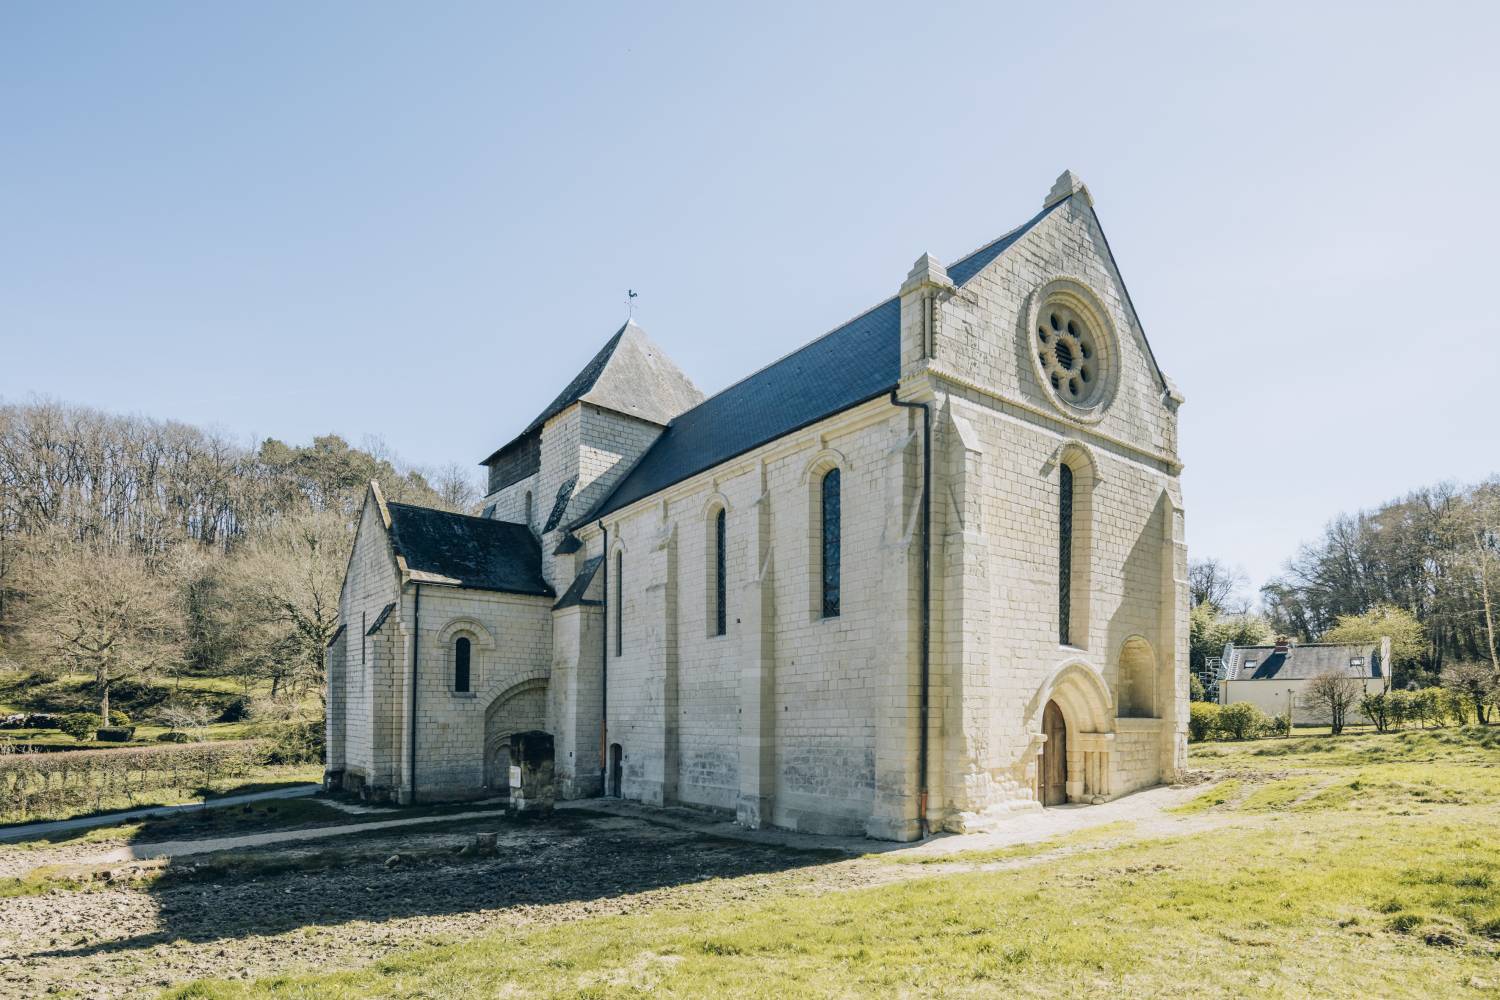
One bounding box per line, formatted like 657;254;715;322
1226;643;1383;682
480;321;702;467
366;603;396;636
553;555;604;610
577;202;1062;525
386;502;553;597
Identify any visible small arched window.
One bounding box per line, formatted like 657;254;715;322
821;468;841;618
454;636;471;693
1059;464;1074;646
614;550;624;657
714;507;727;636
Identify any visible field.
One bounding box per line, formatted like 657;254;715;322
0;728;1495;998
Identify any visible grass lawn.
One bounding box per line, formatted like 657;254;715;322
165;726;1500;999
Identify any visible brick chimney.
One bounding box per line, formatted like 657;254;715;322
1274;636;1292;654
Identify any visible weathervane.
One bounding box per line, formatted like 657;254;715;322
627;289;638;321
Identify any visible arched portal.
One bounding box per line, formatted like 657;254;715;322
483;679;547;792
1032;660;1116;804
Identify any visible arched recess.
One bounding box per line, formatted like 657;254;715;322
436;617;497;650
1117;635;1158;718
436;618;495;694
483;677;549;790
1030;658;1116;803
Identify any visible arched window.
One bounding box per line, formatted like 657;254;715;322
714;507;727;636
821;468;841;618
614;550;624;657
454;636;471;693
1059;464;1074;646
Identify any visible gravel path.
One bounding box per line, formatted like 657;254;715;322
0;784;321;845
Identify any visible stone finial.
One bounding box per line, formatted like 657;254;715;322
901;252;952;295
1044;169;1092;209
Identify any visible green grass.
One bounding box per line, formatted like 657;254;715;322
166;726;1500;999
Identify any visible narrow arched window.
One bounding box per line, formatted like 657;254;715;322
714;507;727;636
615;550;624;657
523;491;533;526
454;636;471;693
1059;464;1074;646
821;468;841;618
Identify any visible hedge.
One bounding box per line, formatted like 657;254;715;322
0;739;271;823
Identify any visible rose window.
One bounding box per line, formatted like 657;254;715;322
1036;304;1101;406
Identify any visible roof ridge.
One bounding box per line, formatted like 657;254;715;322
387;501;508;526
945;201;1060;286
664;295;899;420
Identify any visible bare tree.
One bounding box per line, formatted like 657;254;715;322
1189;557;1249;612
216;509;348;703
431;462;481;514
17;536;183;722
1301;669;1363;735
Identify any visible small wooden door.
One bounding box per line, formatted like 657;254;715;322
1041;701;1067;806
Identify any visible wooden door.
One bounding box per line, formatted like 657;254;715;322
1041;700;1067;806
609;743;623;798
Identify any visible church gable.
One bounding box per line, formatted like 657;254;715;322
931;172;1180;462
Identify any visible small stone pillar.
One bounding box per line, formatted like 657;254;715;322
508;731;556;813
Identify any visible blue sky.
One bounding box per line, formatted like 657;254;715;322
3;2;1497;597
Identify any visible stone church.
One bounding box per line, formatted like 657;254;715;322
325;171;1189;841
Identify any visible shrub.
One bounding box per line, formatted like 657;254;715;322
1409;687;1443;728
1188;702;1221;742
96;726;136;742
1387;689;1414;729
108;709;131;727
0;713;26;730
1219;702;1270;741
218;696;253;724
1189;674;1207;702
1265;714;1291;738
0;739;270;821
1360;691;1391;732
25;713;58;730
58;713;97;742
157;730;191;743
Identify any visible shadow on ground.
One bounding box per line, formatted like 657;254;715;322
28;803;855;966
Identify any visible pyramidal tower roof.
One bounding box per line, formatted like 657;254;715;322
483;320;702;465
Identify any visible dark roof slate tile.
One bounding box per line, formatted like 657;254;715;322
387;502;553;597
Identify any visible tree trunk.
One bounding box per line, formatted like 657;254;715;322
100;678;111;726
1477;532;1499;673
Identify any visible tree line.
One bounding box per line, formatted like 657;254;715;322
0;399;482;720
1190;475;1499;724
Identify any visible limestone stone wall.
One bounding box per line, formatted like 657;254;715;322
916;186;1187;829
591;398;912;836
405;586;553;801
335;494;405;795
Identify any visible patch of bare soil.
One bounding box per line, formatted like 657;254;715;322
0;809;898;999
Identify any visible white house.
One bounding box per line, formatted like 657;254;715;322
1218;637;1391;725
